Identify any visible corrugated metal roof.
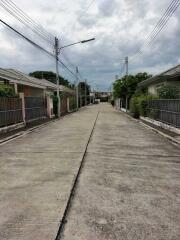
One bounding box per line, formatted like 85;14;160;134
139;64;180;87
0;68;75;94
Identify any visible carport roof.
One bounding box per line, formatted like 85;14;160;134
138;64;180;87
0;68;75;94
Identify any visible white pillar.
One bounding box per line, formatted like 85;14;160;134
67;97;70;113
19;93;26;124
14;83;18;94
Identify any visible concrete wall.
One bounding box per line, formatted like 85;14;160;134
148;84;158;95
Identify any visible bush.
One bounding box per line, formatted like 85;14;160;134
157;85;180;99
130;94;158;118
111;100;114;106
52;95;58;115
0;85;16;97
69;96;76;111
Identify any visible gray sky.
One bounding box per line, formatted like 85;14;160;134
0;0;179;90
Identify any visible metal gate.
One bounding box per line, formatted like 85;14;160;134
60;96;68;115
0;97;23;127
25;97;46;121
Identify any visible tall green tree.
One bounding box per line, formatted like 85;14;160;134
78;81;91;106
113;72;151;100
29;71;70;87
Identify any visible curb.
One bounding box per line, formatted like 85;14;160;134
0;109;78;145
116;109;180;147
139;121;180;146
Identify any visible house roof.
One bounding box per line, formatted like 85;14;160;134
0;68;75;94
138;64;180;87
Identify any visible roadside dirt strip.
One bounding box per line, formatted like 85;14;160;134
61;103;180;240
0;106;99;240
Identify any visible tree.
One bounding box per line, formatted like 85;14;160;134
29;71;70;87
157;85;180;99
78;81;91;106
0;85;17;97
113;72;151;109
113;72;151;99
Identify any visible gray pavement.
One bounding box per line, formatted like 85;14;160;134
0;107;99;240
62;103;180;240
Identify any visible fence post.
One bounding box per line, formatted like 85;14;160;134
19;93;26;125
46;95;53;118
67;97;70;113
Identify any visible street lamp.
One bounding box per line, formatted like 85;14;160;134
54;37;95;117
60;38;95;50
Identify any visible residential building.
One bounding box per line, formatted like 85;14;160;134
138;64;180;95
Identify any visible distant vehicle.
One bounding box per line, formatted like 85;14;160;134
94;99;100;104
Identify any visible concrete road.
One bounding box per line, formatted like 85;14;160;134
62;103;180;240
0;107;99;240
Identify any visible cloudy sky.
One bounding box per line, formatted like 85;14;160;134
0;0;179;90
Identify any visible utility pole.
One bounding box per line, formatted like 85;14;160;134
54;37;60;117
125;56;128;75
76;66;79;110
125;56;128;112
85;79;87;106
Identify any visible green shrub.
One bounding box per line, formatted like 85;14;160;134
52;95;58;115
69;96;76;111
157;85;180;99
0;85;16;97
130;94;158;118
111;100;114;106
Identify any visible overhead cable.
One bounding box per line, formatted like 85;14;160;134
130;0;180;60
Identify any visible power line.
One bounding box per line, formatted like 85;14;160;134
0;19;54;57
3;0;54;40
0;0;54;45
78;0;96;20
0;18;82;82
143;0;178;45
131;1;178;57
130;0;180;60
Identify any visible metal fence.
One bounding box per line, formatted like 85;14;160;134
146;99;180;128
25;97;46;121
60;96;68;115
0;97;23;127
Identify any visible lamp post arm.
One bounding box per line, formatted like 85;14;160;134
60;41;82;50
60;38;95;50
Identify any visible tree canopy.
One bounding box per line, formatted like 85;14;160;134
29;71;70;87
113;72;152;99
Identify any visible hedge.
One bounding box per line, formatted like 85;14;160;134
130;94;158;118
